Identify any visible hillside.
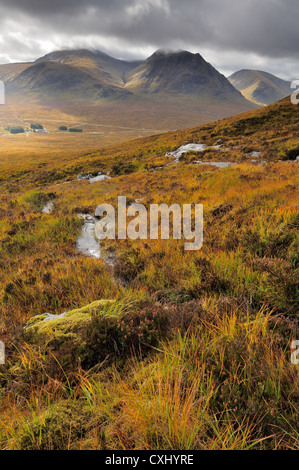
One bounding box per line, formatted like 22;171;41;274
228;69;291;106
0;93;298;450
0;62;32;82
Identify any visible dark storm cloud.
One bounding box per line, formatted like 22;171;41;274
2;0;124;14
0;0;298;78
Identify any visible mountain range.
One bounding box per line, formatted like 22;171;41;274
0;49;251;105
0;48;291;130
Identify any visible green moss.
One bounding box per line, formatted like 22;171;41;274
24;299;116;347
65;299;116;317
25;314;46;328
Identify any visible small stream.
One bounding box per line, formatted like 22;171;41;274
166;143;221;163
166;143;274;168
77;172;111;183
76;213;126;287
193;161;233;168
76;214;101;259
42;200;54;214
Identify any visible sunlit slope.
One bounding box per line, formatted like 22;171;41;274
0;62;32;83
0;95;297;186
228;69;291;106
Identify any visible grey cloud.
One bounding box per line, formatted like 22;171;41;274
0;0;298;78
1;0;127;15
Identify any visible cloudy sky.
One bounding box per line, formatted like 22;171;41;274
0;0;298;79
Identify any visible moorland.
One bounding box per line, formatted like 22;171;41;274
0;84;298;450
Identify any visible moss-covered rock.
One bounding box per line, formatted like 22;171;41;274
25;314;47;328
24;300;116;353
23;298;168;370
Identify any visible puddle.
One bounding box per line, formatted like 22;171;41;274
77;172;111;183
152;166;164;173
166;143;221;163
42;201;54;214
26;213;122;327
193;161;233;168
76;214;126;287
251;159;266;165
249;151;261;157
102;247;118;269
166;144;271;168
76;214;101;259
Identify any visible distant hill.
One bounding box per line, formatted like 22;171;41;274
228;69;291;106
125;50;250;104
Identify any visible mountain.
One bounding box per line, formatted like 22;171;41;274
5;60;131;101
35;49;142;87
228;69;291;106
125;50;250;103
1;49;142;101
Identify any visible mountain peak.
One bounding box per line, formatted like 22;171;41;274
35;48;114;66
228;69;291;105
147;49;205;63
125;49;248;102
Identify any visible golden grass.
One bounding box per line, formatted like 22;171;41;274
0;96;298;450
